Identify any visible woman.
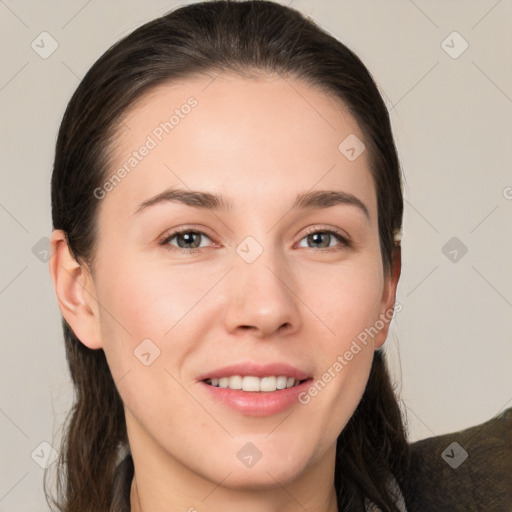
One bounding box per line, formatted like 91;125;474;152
47;1;410;510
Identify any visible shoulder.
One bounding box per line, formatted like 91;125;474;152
404;407;512;512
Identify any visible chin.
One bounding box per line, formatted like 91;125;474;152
217;459;308;491
199;441;313;492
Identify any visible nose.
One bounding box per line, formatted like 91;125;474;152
223;248;301;339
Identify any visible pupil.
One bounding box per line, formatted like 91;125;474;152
179;232;199;248
309;232;329;248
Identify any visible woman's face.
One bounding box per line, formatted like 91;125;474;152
73;73;398;495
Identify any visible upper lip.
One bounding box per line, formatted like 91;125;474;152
197;362;312;382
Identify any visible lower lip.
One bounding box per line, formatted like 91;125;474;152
199;379;313;417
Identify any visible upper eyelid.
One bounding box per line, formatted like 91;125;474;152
161;228;214;245
301;225;348;239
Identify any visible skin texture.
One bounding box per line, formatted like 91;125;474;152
49;72;401;512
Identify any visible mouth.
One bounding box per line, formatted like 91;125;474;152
203;375;308;392
199;376;313;417
197;363;313;416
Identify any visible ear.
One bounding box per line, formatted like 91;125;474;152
373;243;401;349
48;229;103;349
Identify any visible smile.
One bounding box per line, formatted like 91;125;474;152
204;375;305;392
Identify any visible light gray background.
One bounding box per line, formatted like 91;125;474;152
1;0;511;510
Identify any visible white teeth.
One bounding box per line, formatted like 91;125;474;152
276;376;288;389
242;376;260;391
229;375;242;390
260;376;277;392
205;375;303;392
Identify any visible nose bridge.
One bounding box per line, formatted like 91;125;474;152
223;235;300;336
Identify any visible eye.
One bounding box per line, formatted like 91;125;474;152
297;229;349;251
160;229;213;251
159;227;348;253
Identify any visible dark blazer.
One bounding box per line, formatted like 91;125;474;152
112;408;512;511
404;407;512;512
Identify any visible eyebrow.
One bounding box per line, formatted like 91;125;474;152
293;190;369;219
133;188;369;219
133;189;233;215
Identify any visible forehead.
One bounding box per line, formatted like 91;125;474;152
101;72;376;221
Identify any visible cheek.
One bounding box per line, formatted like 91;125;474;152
91;260;201;422
305;258;385;348
295;258;384;424
297;291;379;456
95;256;211;339
92;253;227;387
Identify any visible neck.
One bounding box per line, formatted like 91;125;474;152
127;422;339;512
130;474;339;512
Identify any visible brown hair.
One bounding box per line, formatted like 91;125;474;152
48;1;408;511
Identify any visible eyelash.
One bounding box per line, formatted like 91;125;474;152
159;228;214;254
159;226;350;254
300;226;350;252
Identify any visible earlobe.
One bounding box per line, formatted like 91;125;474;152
48;229;103;350
374;245;402;349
